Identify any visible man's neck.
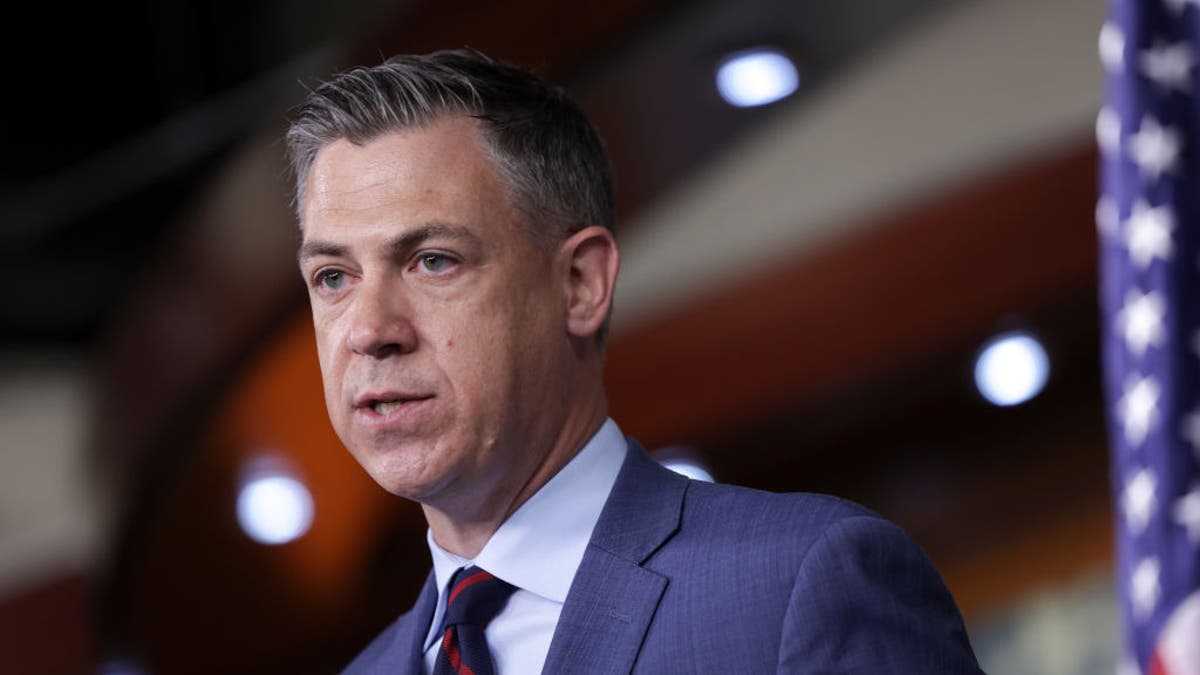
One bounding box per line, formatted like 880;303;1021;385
423;397;609;558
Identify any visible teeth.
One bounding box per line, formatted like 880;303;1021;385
372;399;406;415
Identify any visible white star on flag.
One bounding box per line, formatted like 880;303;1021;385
1098;107;1123;155
1119;375;1161;448
1101;22;1127;73
1133;556;1162;619
1124;200;1174;269
1182;407;1200;457
1124;468;1158;534
1116;289;1167;357
1127;116;1182;180
1174;487;1200;543
1164;0;1200;15
1097;196;1120;240
1140;41;1195;92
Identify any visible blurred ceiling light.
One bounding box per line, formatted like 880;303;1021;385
659;458;716;482
716;48;800;107
974;330;1050;407
236;459;314;545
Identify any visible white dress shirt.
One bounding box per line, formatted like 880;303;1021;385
422;418;628;675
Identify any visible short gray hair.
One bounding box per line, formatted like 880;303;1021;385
286;48;615;246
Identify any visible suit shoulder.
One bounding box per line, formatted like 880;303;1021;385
659;479;913;580
682;479;885;538
771;496;983;672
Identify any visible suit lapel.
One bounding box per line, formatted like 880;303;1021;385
344;570;437;674
392;572;438;675
541;439;688;674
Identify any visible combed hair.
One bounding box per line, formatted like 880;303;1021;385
285;48;614;245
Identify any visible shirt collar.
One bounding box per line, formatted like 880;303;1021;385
426;418;628;611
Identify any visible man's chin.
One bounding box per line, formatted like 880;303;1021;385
366;471;446;502
356;452;455;502
345;432;483;506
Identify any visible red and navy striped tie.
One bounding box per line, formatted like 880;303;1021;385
432;565;517;675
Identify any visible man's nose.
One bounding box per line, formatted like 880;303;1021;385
345;278;417;358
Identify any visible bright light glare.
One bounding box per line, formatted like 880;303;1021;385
660;459;715;482
237;473;314;545
716;49;799;107
974;331;1050;407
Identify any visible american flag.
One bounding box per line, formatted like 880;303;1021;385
1100;0;1200;673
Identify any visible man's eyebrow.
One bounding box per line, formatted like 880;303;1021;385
297;240;347;264
297;223;481;265
383;223;481;257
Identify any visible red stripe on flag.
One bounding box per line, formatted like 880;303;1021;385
1149;649;1167;675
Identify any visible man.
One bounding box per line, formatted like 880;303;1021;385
288;49;983;674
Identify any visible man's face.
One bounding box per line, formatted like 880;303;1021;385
298;117;571;508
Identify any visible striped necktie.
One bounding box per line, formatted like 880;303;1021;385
433;565;517;675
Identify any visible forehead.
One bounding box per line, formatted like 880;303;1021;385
300;117;516;237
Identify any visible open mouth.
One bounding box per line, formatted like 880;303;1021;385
365;396;432;415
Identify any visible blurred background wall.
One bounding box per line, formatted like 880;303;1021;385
1;0;1118;672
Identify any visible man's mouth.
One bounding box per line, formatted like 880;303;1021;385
372;398;413;415
359;394;434;416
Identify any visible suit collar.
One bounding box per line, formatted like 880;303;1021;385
541;438;689;674
428;418;628;607
587;437;688;562
396;572;437;675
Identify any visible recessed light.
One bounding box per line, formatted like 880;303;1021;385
974;331;1050;407
236;459;314;545
716;48;800;108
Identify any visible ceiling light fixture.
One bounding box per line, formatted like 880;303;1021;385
716;48;800;108
236;458;314;545
973;330;1050;407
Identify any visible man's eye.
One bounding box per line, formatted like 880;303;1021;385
419;254;453;273
315;269;345;290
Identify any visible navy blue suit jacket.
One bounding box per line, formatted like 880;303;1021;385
344;440;983;674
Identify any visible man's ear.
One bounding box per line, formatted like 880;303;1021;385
560;225;620;339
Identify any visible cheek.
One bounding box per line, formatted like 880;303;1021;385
437;320;505;382
312;324;335;376
312;315;346;404
312;304;348;360
429;304;518;397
